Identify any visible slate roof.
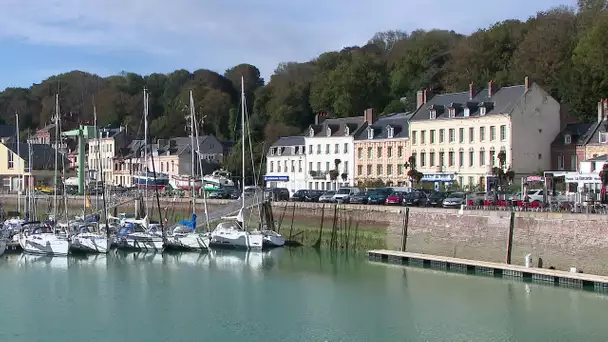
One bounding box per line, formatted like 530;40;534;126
308;116;366;137
268;136;306;157
409;85;527;122
584;119;608;145
354;112;412;141
156;136;221;155
551;123;595;146
4;143;69;170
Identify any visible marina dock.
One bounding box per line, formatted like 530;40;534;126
368;249;608;291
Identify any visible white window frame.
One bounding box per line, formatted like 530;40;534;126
464;108;470;117
387;126;394;139
367;128;374;140
480;107;486;116
430;110;437;119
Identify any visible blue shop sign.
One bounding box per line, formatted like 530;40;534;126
264;175;289;182
420;173;455;183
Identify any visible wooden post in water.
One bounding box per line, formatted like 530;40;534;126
506;211;515;264
313;204;325;249
330;204;338;250
400;207;410;252
277;203;288;234
288;201;297;239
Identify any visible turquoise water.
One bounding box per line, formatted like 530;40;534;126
1;248;608;341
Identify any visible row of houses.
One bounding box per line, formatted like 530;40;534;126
266;78;608;194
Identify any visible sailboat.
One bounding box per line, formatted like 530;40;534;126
0;237;6;256
19;94;70;256
115;88;163;252
70;101;111;254
210;78;263;250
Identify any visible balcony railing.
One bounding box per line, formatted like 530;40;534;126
309;171;327;179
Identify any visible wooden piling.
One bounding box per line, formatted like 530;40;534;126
400;207;410;252
288;201;297;239
506;211;515;264
313;204;325;249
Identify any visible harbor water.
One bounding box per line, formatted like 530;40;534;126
1;248;607;341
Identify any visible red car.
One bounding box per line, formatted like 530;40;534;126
385;192;405;205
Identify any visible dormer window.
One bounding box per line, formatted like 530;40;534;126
309;127;314;137
564;134;572;145
464;108;470;117
387;126;394;139
367;128;374;140
277;148;282;156
600;132;608;144
448;108;456;118
270;148;275;156
344;126;350;136
326;127;332;137
480;107;486;116
430;110;437;119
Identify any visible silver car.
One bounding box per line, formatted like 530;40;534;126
442;192;466;208
318;191;336;203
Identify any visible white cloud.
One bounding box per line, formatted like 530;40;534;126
0;0;576;79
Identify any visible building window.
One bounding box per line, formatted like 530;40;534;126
368;147;373;160
557;155;565;170
448;108;455;118
430;130;436;144
429;152;435;167
317;144;321;154
326;162;330;171
277;163;281;172
490;126;496;141
377;147;382;158
8;151;14;169
387;165;393;175
326;127;332;137
439;129;445;143
469;150;474;167
564;135;571;145
430;110;437;119
368;128;374;140
334;144;339;154
377;164;383;175
367;165;372;175
600;133;608;144
449;129;455;143
299;160;302;172
459;128;464;143
500;125;507;141
160;163;164;172
439;152;445;167
317;162;321;171
357;165;363;175
309;162;312;172
344;161;348;173
469;127;474;142
489;150;495;166
420;152;426;167
398;146;403;158
479;150;486;166
464;108;470;117
448;151;454;167
480;107;487;116
270;161;274;172
388;147;393;158
398;164;403;175
344;143;348;153
325;144;330;154
284;161;288;171
358;148;363;160
480;127;485;141
421;131;426;144
412;131;417;144
291;160;295;172
570;154;577;170
270;148;275;156
309;145;313;154
459;151;464;167
387;126;394;139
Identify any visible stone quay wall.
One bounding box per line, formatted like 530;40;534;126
272;202;608;276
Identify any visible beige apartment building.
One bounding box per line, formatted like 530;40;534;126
354;112;412;186
408;78;561;189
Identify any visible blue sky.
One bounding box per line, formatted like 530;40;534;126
0;0;576;90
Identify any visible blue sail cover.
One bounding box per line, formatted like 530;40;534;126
177;214;197;232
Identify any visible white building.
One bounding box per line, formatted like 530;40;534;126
303;111;370;190
408;78;561;189
87;127;129;185
264;136;307;194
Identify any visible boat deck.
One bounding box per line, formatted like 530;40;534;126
368;249;608;291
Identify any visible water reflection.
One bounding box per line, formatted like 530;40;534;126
12;253;69;270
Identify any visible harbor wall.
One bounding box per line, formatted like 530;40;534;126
272;202;608;276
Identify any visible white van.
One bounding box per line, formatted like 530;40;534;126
332;187;361;203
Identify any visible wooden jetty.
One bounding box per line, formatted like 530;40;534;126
368;249;608;291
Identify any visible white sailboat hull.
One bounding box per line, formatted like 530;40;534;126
164;233;210;251
116;233;164;251
19;233;70;256
211;231;263;250
70;233;110;254
0;239;6;256
262;231;286;247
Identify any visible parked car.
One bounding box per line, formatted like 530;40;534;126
209;189;231;199
425;192;448;207
367;188;392;204
332;187;361;203
349;192;369;204
385;191;405;205
304;190;324;202
443;192;466;208
292;190;308;202
318;191;336;203
264;188;290;201
525;189;545;202
403;191;427;206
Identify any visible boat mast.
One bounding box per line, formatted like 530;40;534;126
60;118;70;235
27;129;33;220
193;109;210;231
93;101;99;213
53;94;60;227
189;90;196;218
240;76;246;222
143;88;149;218
15;112;21;216
94;100;110;240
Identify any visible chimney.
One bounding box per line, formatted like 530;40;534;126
488;80;493;98
364;108;376;125
599;99;606;123
469;81;475;100
524;76;530;91
416;90;427;109
315;112;328;125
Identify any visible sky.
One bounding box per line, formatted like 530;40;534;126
0;0;576;90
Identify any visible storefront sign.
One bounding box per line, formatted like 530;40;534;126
564;173;600;184
264;175;289;182
420;173;456;183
